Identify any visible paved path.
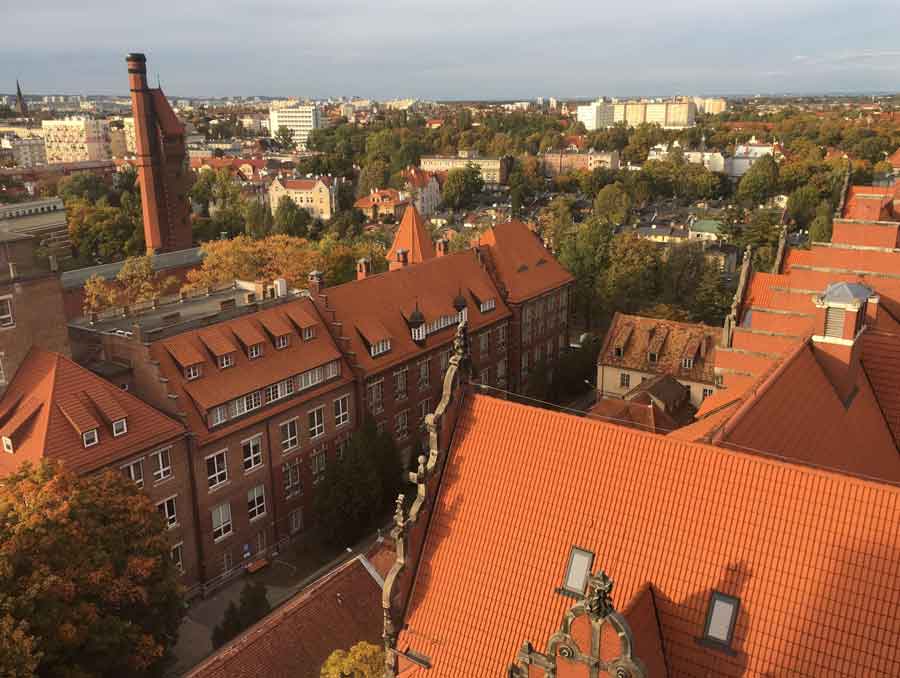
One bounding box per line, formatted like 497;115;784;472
169;531;385;676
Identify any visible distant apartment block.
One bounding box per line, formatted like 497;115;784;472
42;117;111;163
420;151;512;186
693;97;728;115
268;105;321;151
576;101;615;131
0;135;45;167
268;176;338;220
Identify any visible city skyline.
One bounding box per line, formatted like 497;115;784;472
2;0;899;100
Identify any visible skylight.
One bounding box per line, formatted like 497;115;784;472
561;546;594;596
702;591;740;648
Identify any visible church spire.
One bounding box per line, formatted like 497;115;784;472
14;80;28;117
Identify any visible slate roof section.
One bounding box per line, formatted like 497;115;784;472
478;220;574;303
0;348;185;476
399;394;900;677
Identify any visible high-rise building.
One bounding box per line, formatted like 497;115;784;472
268;105;320;151
42;117;111;163
576;100;615;131
126;52;192;254
0;136;45;167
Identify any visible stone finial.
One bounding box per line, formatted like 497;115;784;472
585;570;615;619
393;494;405;528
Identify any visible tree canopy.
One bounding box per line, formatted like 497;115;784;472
442;164;484;210
320;641;384;678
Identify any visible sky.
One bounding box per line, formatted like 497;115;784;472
2;0;899;100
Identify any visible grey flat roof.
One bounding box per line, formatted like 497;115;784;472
61;247;204;289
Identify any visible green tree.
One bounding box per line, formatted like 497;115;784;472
357;159;391;197
737;155;779;206
808;201;834;244
243;200;272;238
211;582;271;649
0;461;184;677
786;184;820;231
660;242;708;308
593;183;632;226
58;172;109;204
692;264;731;325
274;125;295;150
558;216;614;329
442;164;484;210
740;210;781;251
602;233;660;314
273;195;311;237
320;641;384;678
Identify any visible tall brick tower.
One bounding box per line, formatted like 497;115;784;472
126;53;192;254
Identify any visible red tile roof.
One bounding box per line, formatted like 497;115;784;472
478;220;574;303
185;553;384;678
386;205;435;265
314;250;510;377
0;348;185;477
587;396;678;434
278;177;332;191
399;393;900;677
861;329;900;445
354;188;408;211
832;219;900;248
841;186;896;222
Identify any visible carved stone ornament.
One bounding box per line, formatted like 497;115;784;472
585;570;615;619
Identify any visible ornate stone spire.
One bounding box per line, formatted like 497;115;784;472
14;80;28;117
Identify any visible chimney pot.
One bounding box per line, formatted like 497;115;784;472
436;238;449;257
397;249;409;266
308;270;324;294
356;258;371;280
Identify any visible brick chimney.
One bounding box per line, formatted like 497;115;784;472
810;282;875;404
436;238;449;257
308;270;324;296
356;258;371;280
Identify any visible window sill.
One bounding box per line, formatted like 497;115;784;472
213;532;233;544
208;480;231;494
282;445;299;455
243;464;265;476
166;522;180;531
249;512;267;523
153;475;174;488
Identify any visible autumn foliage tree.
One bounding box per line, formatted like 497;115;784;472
82;255;179;315
0;461;184;678
320;641;384;678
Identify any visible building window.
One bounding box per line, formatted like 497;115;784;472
440;349;451;374
289;508;303;534
702;592;740;648
82;429;98;448
418;358;430;388
248;343;263;360
280;418;299;451
0;297;13;327
171;542;184;573
308;406;325;439
497;358;507;386
334;395;350;427
185;363;201;381
233;391;262;417
222;550;233;574
247;485;266;521
682;358;694;369
2;437;12;454
311;448;326;484
242;436;263;471
702;387;714;399
395;409;410;439
206;450;228;489
121;459;144;487
157;496;178;529
218;353;235;369
418;398;431;426
394;368;408;401
620;372;630;388
265;378;294;403
283;458;302;498
370;339;391;357
479;332;489;355
151;448;172;482
562;546;594;596
480;298;496;313
302;326;316;341
211;503;232;541
112;418;127;437
367;379;384;414
336;434;350;460
276;334;290;350
325;360;340;379
210;404;229;427
614;347;623;358
648;352;658;364
496;325;507;349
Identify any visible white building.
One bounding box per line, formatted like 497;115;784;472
1;136;46;167
41;117;110;163
268;105;320;151
576;100;616;131
693;97;728;115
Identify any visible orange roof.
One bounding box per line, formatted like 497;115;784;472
861;329;900;445
743;272;791;308
889;147;900;169
279;176;332;191
318;250;510;377
399;393;900;677
841;186;895;221
148;299;351;446
587;396;678;434
185;552;386;678
478;220;574;303
386;205;435;265
832;219;900;248
354;188;408;211
0;348;184;477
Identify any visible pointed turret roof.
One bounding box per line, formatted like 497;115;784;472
387;205;436;266
14;79;27;117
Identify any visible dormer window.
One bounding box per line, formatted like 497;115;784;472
185;364;201;381
371;339;391;357
2;436;12;454
276;334;290;350
614;347;623;358
83;429;98;448
412;324;426;342
702;591;740;650
218;353;235;369
560;546;594;597
480;298;496;313
302;326;316;341
648;352;658;364
248;343;263;360
682;358;694;369
112;418;128;437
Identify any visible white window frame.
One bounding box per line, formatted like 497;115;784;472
367;379;384;414
370;338;391;357
418;358;430;389
218;353;235;369
395;409;410;439
682;358;694;369
289;508;303;534
302;326;316;341
479;332;489;355
247;485;266;521
325;360;340;379
184;363;201;381
248;343;263;360
206;450;228;490
280;418;299;451
334;394;350;428
276;334;290;350
497;324;507;349
308;406;325;439
283;457;303;498
0;296;13;328
151;447;173;483
121;458;144;488
620;372;630;388
242;435;263;472
157;495;178;529
171;542;184;573
211;502;233;542
112;418;127;437
311;448;327;484
394;367;408;401
210;404;229;427
83;429;98;448
702;387;715;399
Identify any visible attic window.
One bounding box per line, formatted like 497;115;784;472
682;358;694;369
480;298;496;313
302;326;316;341
560;546;594;597
648;352;658;364
218;353;235;369
371;339;391;357
185;364;201;381
276;335;290;350
702;592;740;649
614;347;623;358
248;343;263;360
2;436;12;454
112;419;128;437
83;429;99;448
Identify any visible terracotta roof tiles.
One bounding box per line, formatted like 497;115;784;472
861;329;900;446
386;205;435;265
